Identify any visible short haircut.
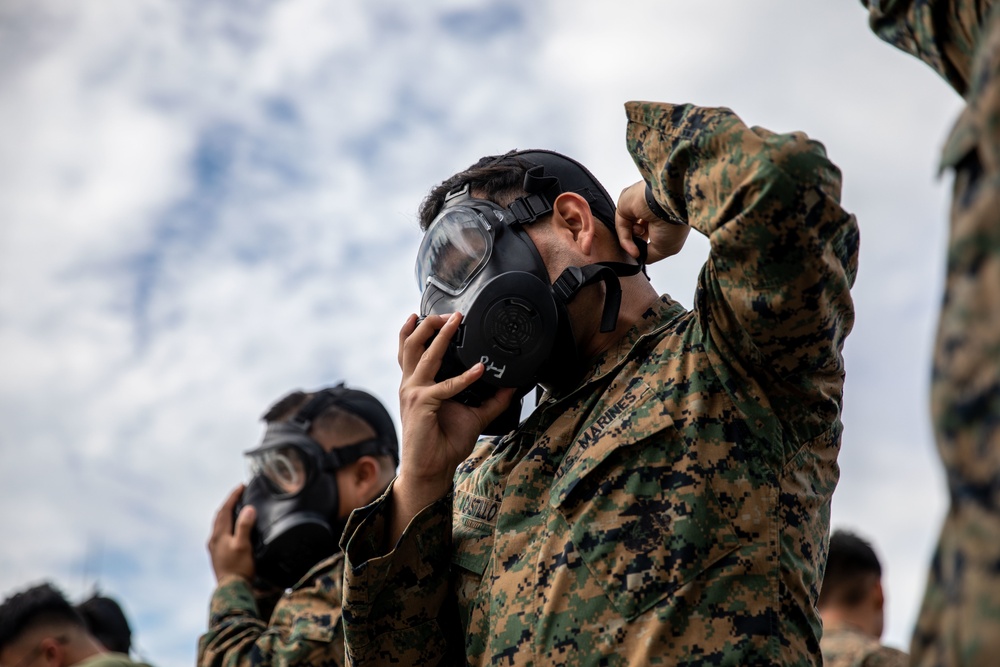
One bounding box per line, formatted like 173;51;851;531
819;530;882;609
261;389;396;470
419;151;540;231
418;150;627;264
76;595;131;654
0;583;85;654
262;391;375;443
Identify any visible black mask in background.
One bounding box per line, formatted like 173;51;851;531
237;385;399;588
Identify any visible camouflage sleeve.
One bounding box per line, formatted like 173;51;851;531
861;645;911;667
861;0;995;97
197;573;345;667
625;102;859;447
341;487;460;666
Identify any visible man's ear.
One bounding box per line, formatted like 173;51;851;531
552;192;597;255
872;579;885;612
40;637;65;667
349;456;382;505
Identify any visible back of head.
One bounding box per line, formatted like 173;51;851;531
819;530;882;610
0;583;85;655
75;595;130;655
261;383;399;466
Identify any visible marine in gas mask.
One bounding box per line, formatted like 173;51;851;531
342;103;859;666
200;384;398;667
415;150;662;433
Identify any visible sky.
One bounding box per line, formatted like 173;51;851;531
0;0;966;664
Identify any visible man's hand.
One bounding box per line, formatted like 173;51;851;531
615;181;690;263
208;485;256;584
390;312;514;543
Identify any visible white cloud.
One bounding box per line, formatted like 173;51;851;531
0;0;970;662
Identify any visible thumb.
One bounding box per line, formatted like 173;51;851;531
615;212;641;259
233;505;256;543
475;387;517;429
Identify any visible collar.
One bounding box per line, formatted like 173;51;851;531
542;294;684;402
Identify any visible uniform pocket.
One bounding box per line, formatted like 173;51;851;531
451;489;499;576
551;379;742;620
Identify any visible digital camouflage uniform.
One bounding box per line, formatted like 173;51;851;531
820;625;908;667
76;653;153;667
340;102;859;666
862;1;1000;665
197;554;345;667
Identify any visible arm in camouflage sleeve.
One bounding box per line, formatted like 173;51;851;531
340;488;461;666
197;572;345;667
625;102;859;446
861;0;994;98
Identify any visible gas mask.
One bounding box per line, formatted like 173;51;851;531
415;150;645;433
237;385;398;588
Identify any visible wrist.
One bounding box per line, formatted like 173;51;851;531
394;470;453;509
387;472;452;549
215;571;252;588
644;183;686;226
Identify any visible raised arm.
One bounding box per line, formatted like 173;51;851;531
624;102;859;443
861;0;994;98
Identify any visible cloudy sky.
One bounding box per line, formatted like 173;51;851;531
0;1;965;664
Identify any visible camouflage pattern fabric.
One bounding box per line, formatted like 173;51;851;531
341;102;859;665
863;0;992;96
76;653;153;667
862;1;1000;665
197;554;345;667
820;626;908;667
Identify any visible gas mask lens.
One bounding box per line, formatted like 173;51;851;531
415;208;492;295
246;445;309;495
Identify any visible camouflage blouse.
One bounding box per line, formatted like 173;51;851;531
343;101;859;666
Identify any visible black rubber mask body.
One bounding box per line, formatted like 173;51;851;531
237;469;341;589
420;208;562;403
418;193;638;434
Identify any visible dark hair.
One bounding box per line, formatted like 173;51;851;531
819;530;882;609
418;151;537;231
76;595;131;654
261;390;310;423
261;391;374;440
0;583;86;653
261;386;398;465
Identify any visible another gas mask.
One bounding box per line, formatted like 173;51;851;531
237;385;398;588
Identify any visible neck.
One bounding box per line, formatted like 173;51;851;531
59;631;106;667
573;270;659;360
820;607;880;641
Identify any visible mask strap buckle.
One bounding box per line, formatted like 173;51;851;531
507;164;559;225
507;194;552;226
552;265;623;333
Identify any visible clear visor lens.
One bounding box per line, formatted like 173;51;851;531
246;445;310;495
415;208;492;295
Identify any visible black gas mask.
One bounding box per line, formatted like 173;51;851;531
237;385;398;589
415;150;645;434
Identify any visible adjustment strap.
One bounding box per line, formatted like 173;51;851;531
324;438;385;470
553;264;623;333
507;193;553;226
290;384;347;431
